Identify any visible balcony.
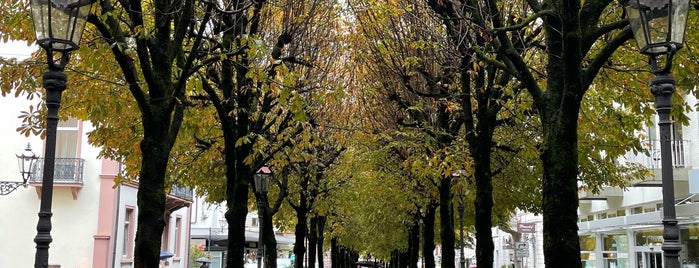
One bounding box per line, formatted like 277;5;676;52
29;158;85;199
166;184;193;213
623;139;689;169
170;184;193;201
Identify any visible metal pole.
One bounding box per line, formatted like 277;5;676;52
258;198;265;268
34;69;66;268
651;72;681;268
458;204;465;268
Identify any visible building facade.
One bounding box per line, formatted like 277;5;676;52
0;94;192;267
576;94;699;268
189;197;296;268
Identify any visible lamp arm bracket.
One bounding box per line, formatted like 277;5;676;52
0;181;27;196
649;43;678;75
43;45;73;72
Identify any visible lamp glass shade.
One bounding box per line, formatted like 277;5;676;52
254;167;271;194
16;144;37;183
622;0;689;55
30;0;93;52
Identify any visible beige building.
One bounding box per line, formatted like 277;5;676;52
0;89;192;267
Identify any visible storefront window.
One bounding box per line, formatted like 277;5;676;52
581;235;596;268
581;235;596;251
604;234;628;251
582;252;597;268
603;234;628;268
681;224;699;267
635;229;663;246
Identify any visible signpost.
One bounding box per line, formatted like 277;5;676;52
517;222;536;233
515;242;529;258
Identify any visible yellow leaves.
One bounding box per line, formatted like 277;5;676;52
133;25;152;40
402;56;420;70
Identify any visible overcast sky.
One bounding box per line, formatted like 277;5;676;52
0;40;36;61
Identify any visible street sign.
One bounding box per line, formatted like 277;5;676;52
515;242;529;257
517;222;536;233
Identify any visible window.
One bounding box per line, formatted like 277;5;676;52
175;217;182;257
616;209;626;217
56;118;80;158
123;207;135;259
579;235;596;268
602;234;629;268
635;229;663;246
579;235;596;251
632;207;643;214
162;215;171;251
252;217;259;227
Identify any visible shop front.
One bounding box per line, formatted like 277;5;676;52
579;220;699;268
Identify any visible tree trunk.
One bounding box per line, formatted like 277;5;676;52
264;203;278;268
422;203;437;268
133;111;172;268
439;177;455;268
308;216;318;268
317;216;326;268
331;238;338;268
293;185;309;268
539;0;584;264
408;218;420;268
473;132;495;268
540;102;582;266
226;158;252;268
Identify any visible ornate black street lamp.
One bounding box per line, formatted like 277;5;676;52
0;144;38;195
620;0;689;267
254;167;271;268
28;0;92;267
457;202;466;268
452;170;467;268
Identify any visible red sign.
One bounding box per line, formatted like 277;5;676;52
517;222;536;233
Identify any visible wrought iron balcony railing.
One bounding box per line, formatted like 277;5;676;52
623;139;689;169
29;158;85;184
118;162;193;201
170;184;193;201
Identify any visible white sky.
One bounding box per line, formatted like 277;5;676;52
0;40;43;180
0;40;36;60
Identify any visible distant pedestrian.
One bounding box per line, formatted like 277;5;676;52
200;262;210;268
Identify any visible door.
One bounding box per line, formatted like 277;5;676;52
636;252;662;268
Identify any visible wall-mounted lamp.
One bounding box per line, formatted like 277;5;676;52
0;144;38;195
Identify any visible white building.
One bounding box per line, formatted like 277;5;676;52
486;94;699;268
490;213;544;268
189;198;295;268
577;93;699;268
0;92;192;267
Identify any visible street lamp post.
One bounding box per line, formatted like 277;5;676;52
452;170;467;268
28;0;92;267
254;167;271;268
620;0;690;267
457;202;465;268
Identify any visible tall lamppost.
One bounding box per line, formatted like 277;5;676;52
254;167;271;268
620;0;689;267
0;144;37;195
457;201;465;268
28;0;92;267
452;170;467;268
